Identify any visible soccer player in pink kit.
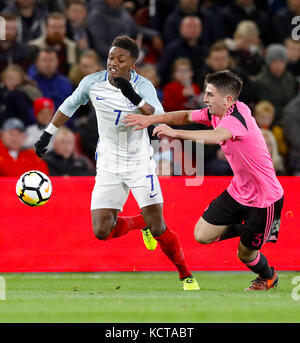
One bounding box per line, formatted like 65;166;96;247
124;70;284;291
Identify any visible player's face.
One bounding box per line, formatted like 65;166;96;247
107;46;135;81
204;83;233;116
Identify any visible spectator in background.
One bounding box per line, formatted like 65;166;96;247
136;63;164;155
162;57;226;177
254;100;276;130
68;49;103;88
77;108;98;161
0;64;42;127
0;13;30;73
28;12;77;76
0;0;6;12
199;40;259;111
198;40;235;89
163;58;201;112
2;0;47;43
204;144;233;176
138;63;163;103
218;0;273;45
28;48;73;110
43;126;95;176
87;0;163;63
148;0;176;33
162;0;219;46
224;20;264;78
261;128;286;175
272;0;300;43
42;0;66;13
284;37;300;79
68;49;103;130
254;44;297;126
0;117;49;176
282;92;300;175
158;16;206;85
254;100;288;158
24;97;55;150
65;0;90;53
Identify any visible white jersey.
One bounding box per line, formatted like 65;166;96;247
59;70;164;173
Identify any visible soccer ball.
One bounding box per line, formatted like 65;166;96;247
16;170;52;207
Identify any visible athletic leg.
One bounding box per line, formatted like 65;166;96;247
91;172;146;241
91;208;146;240
194;217;228;244
195;190;245;244
237;199;284;290
237;241;273;278
91;208;118;240
129;171;198;288
142;203;196;283
238;240;278;290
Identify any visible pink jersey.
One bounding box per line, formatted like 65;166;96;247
191;101;284;208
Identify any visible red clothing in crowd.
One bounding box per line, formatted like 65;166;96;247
0;139;49;176
163;81;200;112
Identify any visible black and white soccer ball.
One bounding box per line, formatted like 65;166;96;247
16;170;52;207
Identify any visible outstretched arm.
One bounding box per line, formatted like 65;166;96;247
35;73;94;157
153;125;232;145
34;110;70;157
51;110;70;127
123;110;194;130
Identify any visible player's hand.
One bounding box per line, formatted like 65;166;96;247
113;77;142;106
153;125;178;139
123;114;152;130
34;131;52;157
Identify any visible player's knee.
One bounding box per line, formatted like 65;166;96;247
194;224;211;244
92;217;116;240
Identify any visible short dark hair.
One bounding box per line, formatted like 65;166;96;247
47;11;66;24
111;35;139;60
66;0;86;8
204;70;243;100
208;40;229;55
38;47;57;56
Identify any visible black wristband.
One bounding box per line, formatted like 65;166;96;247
113;77;142;106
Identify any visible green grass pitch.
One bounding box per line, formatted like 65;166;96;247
0;271;299;323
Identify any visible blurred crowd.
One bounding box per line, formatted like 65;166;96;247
1;0;300;177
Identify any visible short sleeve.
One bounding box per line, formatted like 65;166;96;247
191;108;211;126
58;73;98;117
217;115;248;140
138;78;165;115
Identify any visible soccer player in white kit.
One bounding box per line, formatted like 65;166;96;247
35;35;199;290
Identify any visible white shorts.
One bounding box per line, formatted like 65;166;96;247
91;169;164;211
